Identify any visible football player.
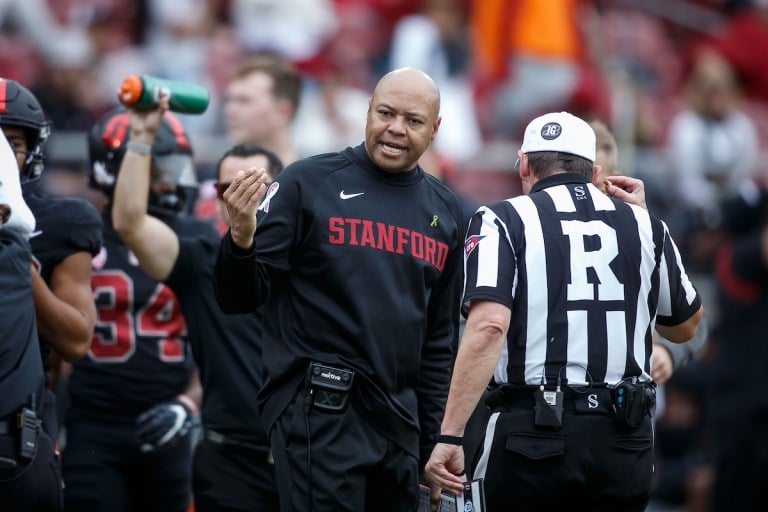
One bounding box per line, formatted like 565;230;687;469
0;78;102;434
112;97;281;511
0;123;63;512
62;107;202;512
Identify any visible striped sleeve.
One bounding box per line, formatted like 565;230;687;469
462;202;518;314
655;221;701;326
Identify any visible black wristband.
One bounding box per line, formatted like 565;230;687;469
434;434;463;446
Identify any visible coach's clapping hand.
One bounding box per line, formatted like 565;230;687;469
225;167;271;250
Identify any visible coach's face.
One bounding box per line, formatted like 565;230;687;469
365;69;441;174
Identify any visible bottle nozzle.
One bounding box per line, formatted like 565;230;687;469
118;75;143;106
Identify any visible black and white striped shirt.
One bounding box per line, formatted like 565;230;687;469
462;173;701;387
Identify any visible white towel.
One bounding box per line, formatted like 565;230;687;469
0;130;35;237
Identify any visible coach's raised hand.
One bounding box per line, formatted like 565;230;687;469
225;167;270;249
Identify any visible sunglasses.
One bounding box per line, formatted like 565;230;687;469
214;181;232;200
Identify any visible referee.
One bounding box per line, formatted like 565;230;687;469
425;111;703;511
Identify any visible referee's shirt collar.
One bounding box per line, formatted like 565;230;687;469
529;172;590;194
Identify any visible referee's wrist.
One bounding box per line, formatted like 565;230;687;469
434;433;463;446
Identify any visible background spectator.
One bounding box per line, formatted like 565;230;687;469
665;49;758;272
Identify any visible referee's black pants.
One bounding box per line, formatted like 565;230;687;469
474;402;653;511
270;387;419;512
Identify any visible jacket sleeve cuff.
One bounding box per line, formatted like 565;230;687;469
226;230;255;258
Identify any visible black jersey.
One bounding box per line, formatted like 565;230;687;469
24;190;102;284
216;144;465;460
24;190;102;372
0;230;44;417
67;214;196;417
463;173;702;387
166;218;268;445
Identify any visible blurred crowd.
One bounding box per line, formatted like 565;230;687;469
2;0;768;224
4;0;768;510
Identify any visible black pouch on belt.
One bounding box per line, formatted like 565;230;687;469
612;381;654;428
307;362;355;412
17;407;40;460
534;387;563;430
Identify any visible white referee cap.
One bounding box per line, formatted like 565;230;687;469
520;111;596;163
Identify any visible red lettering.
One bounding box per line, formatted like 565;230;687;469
360;220;376;248
345;218;362;245
410;232;424;259
329;217;344;244
329;218;449;271
377;223;394;252
435;242;449;272
425;237;436;266
395;227;410;254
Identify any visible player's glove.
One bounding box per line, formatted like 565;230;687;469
135;395;197;452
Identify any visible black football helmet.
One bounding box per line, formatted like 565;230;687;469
0;78;51;182
88;107;198;216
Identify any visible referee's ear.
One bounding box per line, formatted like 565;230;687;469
591;163;601;185
518;151;535;193
517;150;530;178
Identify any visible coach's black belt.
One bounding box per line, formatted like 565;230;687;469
204;429;274;463
487;385;615;415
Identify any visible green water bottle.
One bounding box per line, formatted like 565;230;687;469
118;74;209;114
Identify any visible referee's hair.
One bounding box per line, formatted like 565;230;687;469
215;144;284;181
526;151;593;180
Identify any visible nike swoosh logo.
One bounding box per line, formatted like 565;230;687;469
340;191;364;200
30;230;43;238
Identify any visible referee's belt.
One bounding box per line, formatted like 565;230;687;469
486;385;614;415
204;429;274;464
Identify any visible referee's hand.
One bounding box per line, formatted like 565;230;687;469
424;442;467;502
